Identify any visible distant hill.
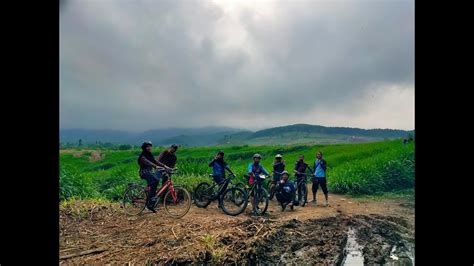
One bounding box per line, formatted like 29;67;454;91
59;129;137;145
59;127;247;146
250;124;409;139
60;124;413;147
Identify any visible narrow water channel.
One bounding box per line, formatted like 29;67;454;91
341;227;364;266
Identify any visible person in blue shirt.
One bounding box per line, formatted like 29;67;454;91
247;154;269;215
275;171;297;211
247;153;269;178
311;151;328;206
208;151;235;185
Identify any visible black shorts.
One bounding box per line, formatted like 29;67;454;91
312;177;328;194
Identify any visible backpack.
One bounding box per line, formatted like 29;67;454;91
247;173;255;185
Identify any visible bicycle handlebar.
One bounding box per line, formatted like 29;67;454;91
293;170;314;177
156;167;177;173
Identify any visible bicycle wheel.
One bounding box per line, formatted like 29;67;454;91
122;184;147;215
232;182;247;195
251;187;269;215
163;186;191;218
268;183;276;200
220;187;248;216
193;182;213;208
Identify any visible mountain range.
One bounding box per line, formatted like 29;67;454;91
60;124;413;146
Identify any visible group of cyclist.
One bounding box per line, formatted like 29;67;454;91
137;141;328;214
137;141;178;212
245;152;328;211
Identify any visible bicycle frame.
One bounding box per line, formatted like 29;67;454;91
296;176;308;188
294;172;314;186
247;174;266;197
208;175;232;200
147;171;179;204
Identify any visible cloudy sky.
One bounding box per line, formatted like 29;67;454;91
60;0;414;131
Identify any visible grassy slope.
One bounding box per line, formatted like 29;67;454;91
59;140;414;201
216;132;383;146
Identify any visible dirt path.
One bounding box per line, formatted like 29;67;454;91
60;193;414;265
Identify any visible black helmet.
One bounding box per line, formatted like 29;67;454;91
217;150;225;156
253;153;262;159
281;170;289;176
141;141;152;150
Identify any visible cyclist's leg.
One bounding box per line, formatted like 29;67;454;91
303;180;308;203
296;177;303;202
142;173;158;198
320;177;328;203
275;192;286;210
312;177;319;201
142;172;159;209
291;188;297;206
212;175;224;186
253;182;262;212
211;175;226;197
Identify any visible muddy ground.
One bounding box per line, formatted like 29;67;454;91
60;193;414;265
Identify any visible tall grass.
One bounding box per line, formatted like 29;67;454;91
59;140;414;200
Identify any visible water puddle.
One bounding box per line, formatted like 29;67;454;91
389;245;399;261
389;242;415;265
341;227;364;266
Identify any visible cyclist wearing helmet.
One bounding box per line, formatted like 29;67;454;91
247;154;269;215
137;141;161;212
275;171;296;211
247;154;269;178
155;144;179;186
294;154;313;206
272;154;286;183
209;151;235;184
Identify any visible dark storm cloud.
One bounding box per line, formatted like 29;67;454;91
60;0;414;130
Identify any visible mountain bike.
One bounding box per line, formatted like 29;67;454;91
193;173;248;216
122;167;191;218
294;171;314;207
243;173;269;216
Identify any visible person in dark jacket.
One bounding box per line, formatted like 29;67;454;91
294;154;313;205
209;151;235;185
272;154;285;184
155;144;178;186
312;151;328;206
137;141;161;212
275;171;296;211
268;154;285;200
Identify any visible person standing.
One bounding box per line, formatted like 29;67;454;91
247;154;269;215
311;151;328;206
294;154;313;206
209;151;235;185
269;154;285;200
